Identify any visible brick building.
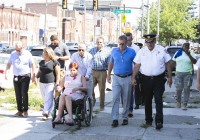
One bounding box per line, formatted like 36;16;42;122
26;2;63;43
0;4;39;47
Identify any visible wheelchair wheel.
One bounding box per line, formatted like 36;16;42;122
83;96;92;126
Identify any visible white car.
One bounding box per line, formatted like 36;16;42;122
0;54;41;90
0;54;13;89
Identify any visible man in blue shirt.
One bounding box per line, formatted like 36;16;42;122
107;35;136;127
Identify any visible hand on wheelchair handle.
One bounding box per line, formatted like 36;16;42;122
55;85;62;92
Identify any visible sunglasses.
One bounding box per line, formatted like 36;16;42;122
78;49;85;52
119;43;125;46
97;42;102;43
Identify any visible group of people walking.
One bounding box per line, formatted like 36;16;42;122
5;32;199;130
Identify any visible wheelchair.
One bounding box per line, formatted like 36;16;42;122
51;93;93;129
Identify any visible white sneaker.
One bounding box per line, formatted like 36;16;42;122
182;105;187;110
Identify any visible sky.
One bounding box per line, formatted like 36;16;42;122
0;0;157;26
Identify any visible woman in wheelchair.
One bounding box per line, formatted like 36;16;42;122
53;62;87;126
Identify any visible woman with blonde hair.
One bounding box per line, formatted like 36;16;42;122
36;47;60;120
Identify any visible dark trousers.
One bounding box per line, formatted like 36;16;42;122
13;75;31;112
129;74;144;112
141;74;166;124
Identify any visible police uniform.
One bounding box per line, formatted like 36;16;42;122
134;34;171;129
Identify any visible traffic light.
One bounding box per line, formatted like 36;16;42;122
93;0;98;11
62;0;67;9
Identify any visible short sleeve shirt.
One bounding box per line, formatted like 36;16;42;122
39;60;59;83
89;47;111;70
172;51;196;73
48;42;70;69
8;50;34;76
110;47;136;75
134;45;171;76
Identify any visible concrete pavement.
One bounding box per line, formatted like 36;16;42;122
0;78;200;140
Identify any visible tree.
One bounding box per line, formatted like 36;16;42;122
143;0;199;45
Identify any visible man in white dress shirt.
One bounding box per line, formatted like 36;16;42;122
131;34;172;130
70;44;93;100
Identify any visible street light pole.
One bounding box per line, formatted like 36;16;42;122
84;4;86;43
157;0;160;42
141;0;144;37
147;0;150;34
44;0;47;45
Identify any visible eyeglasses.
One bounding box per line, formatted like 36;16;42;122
97;42;102;43
78;49;85;52
119;43;125;46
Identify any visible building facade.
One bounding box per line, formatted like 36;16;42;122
0;4;39;47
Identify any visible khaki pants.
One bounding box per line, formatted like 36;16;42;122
54;69;65;97
92;70;107;109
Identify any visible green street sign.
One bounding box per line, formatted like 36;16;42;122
114;9;131;14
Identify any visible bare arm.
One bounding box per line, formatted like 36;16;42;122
59;55;70;61
196;68;200;90
5;63;12;80
166;61;172;88
54;65;60;85
131;63;141;85
107;62;113;83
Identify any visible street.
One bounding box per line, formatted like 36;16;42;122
0;75;200;140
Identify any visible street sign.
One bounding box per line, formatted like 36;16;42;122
121;13;126;23
114;9;131;14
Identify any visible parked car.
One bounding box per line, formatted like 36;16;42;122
30;45;46;56
5;48;15;54
106;43;118;48
66;42;79;55
0;43;9;53
0;54;13;90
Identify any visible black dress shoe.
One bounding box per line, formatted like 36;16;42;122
122;119;128;125
134;105;139;109
146;121;152;126
111;120;118;127
128;112;133;118
156;122;163;130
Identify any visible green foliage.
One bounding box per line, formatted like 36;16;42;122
0;84;43;111
143;0;199;45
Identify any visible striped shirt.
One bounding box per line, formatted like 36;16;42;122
89;47;111;70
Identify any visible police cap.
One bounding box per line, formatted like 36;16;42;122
143;34;156;43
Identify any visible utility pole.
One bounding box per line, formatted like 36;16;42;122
84;4;86;43
44;0;47;45
147;0;150;34
157;0;160;41
141;0;144;37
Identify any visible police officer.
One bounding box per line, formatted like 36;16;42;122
131;34;172;130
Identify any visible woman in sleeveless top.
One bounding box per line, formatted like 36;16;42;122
53;62;87;126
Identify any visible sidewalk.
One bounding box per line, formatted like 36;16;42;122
0;82;200;140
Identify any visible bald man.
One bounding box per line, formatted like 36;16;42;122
70;44;93;100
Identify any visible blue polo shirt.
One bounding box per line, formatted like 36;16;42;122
110;47;136;75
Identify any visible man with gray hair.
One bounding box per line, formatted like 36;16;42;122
5;41;36;118
70;44;93;100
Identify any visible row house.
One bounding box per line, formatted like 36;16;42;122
26;2;63;43
0;4;39;47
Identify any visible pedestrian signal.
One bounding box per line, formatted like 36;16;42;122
93;0;98;11
62;0;67;9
